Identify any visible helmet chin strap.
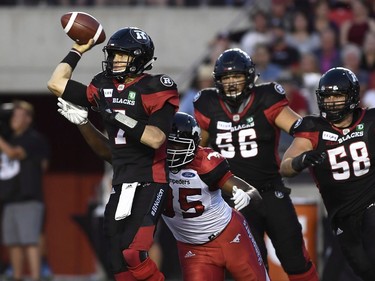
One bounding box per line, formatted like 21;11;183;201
136;57;157;74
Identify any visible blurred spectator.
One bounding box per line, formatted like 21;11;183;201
251;43;282;83
298;53;322;115
341;43;369;98
340;0;375;47
329;0;353;28
360;31;375;72
0;100;50;281
277;70;309;156
204;33;233;66
362;89;375;108
292;0;316;17
361;31;375;90
314;27;342;74
285;10;321;55
313;0;339;33
278;71;309;117
179;63;214;116
240;10;271;56
268;19;301;69
268;0;294;31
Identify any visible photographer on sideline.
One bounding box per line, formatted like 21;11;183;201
0;100;50;281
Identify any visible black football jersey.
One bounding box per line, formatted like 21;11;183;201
294;108;375;219
87;72;179;185
194;82;288;188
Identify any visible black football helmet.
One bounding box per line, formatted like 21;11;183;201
102;27;156;79
316;67;360;122
213;48;256;107
167;112;201;169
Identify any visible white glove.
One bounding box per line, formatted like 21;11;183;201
57;97;88;125
231;186;251;211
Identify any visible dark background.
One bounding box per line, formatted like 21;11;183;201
0;93;105;173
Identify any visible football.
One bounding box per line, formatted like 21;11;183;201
60;11;106;45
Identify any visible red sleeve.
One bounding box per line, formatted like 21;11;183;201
194;109;210;131
294;131;320;149
87;83;99;105
264;99;289;125
189;147;232;190
217;171;233;187
142;90;179;115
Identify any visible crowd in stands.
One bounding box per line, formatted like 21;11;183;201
3;0;375;111
182;0;375;117
0;0;263;7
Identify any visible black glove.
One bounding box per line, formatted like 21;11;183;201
291;150;326;172
92;89;116;123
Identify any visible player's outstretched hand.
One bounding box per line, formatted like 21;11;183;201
231;186;251;211
57;98;88;125
72;39;95;54
291;150;326;172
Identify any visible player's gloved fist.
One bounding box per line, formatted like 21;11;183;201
57;98;88;125
291;150;326;172
231;186;251;211
92;89;116;122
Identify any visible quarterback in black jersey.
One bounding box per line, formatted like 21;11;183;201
48;27;179;281
193;48;319;281
281;67;375;281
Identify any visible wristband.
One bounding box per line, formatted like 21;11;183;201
114;113;145;141
291;154;306;172
61;49;82;70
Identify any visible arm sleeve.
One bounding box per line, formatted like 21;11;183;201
61;80;91;107
148;103;176;136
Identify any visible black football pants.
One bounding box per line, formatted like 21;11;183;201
103;182;168;275
334;204;375;281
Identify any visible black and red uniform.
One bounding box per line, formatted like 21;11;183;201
294;108;375;280
63;72;179;279
194;82;315;279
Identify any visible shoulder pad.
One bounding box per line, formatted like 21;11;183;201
295;116;321;133
193;88;217;103
91;72;110;86
146;74;176;87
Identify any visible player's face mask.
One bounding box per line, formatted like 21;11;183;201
111;52;134;74
323;93;346;111
221;74;246;99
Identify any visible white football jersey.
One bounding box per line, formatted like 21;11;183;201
163;166;232;244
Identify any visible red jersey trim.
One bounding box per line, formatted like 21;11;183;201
218;93;256;122
295;132;320;149
142;90;179;115
217;171;233;188
194;110;210;131
263;99;288;125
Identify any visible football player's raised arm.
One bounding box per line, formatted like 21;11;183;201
275;106;301;134
280;137;313;177
47;40;95;97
